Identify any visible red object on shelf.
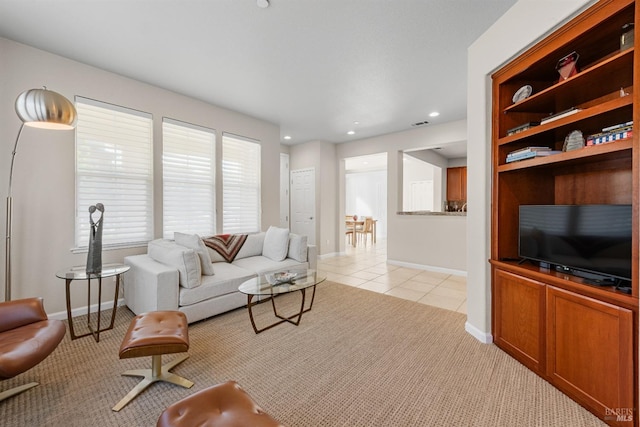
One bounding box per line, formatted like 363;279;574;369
556;51;579;81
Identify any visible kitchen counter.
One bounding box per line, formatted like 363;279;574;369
397;211;466;216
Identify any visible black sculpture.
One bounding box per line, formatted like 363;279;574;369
86;203;104;274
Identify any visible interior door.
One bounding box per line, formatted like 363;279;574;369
291;168;316;245
279;153;290;229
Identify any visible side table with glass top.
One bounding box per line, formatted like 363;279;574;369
238;268;326;334
55;263;130;342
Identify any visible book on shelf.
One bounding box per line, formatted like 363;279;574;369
506;150;562;163
506;121;540;136
586;129;633;146
508;146;552;156
540;107;581;124
601;120;632;133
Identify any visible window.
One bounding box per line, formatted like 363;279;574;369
222;133;261;233
162;118;216;238
75;97;153;248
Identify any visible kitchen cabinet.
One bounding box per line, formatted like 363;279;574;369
446;166;466;202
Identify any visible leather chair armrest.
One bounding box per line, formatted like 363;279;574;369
0;297;47;333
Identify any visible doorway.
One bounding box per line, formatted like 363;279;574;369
344;153;387;239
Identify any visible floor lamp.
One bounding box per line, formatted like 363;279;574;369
5;88;77;301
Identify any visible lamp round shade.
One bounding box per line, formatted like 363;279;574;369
15;88;77;129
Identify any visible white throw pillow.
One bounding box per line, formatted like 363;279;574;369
174;232;215;276
262;226;290;261
288;233;308;263
235;232;266;260
148;239;202;289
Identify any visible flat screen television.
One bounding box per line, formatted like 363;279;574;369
518;204;632;282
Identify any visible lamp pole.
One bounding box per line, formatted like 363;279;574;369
5;88;77;302
5;123;25;302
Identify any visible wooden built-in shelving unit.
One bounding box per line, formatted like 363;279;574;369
491;1;638;425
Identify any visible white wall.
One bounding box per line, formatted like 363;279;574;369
336;120;467;272
465;0;594;342
402;156;437;211
404;149;448;211
289;140;338;255
448;157;467;168
0;38;281;316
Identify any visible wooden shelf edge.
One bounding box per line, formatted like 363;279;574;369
497;138;633;172
498;95;633;145
504;47;634;114
490;259;638;309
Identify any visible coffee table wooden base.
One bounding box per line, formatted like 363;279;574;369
246;285;317;334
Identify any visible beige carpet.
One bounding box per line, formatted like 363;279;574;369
2;282;605;426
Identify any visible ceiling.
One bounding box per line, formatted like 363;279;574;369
0;0;516;145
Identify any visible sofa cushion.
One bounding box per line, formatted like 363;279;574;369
174;232;215;276
148;240;201;289
232;255;307;275
288;233;308;263
179;263;255;307
235;232;266;260
262;226;290;262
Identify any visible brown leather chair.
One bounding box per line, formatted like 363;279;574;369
0;297;66;401
157;381;283;427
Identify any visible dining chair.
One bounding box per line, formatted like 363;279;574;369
358;217;375;245
345;228;355;245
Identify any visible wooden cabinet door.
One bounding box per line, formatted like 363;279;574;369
546;286;634;425
446;166;467;201
493;269;545;374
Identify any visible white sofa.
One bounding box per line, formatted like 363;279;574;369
123;228;317;324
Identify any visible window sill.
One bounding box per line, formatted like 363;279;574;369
71;241;148;254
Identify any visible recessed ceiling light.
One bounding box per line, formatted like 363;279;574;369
353;121;360;125
257;0;269;8
283;135;291;140
347;130;355;135
429;111;440;117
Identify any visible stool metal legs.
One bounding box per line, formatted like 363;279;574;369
0;382;39;402
112;354;193;412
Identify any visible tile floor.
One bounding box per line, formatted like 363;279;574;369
317;238;467;314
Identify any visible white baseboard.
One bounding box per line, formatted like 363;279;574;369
386;259;467;277
49;298;126;321
465;321;493;344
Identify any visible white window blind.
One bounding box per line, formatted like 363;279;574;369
222;133;261;233
162;118;216;238
75;97;153;248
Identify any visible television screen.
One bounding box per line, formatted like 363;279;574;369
518;205;632;282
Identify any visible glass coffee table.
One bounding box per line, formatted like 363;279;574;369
238;268;326;334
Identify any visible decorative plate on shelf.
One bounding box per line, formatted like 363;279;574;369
512;85;532;103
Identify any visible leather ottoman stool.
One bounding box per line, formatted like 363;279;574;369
113;311;193;412
157;381;283;427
